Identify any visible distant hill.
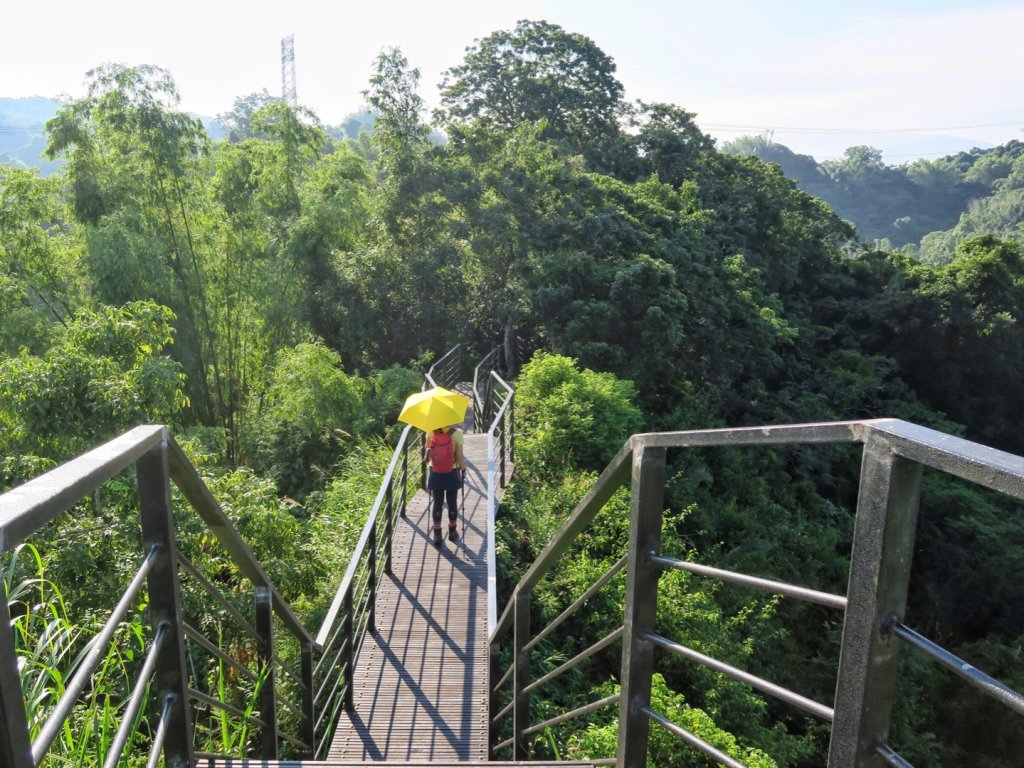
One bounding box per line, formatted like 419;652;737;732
0;96;226;173
724;135;1024;259
0;97;63;175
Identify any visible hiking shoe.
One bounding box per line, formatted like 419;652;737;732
448;526;459;542
433;527;443;546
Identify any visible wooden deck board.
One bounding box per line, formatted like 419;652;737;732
326;397;507;762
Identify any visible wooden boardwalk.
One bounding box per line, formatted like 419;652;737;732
327;404;504;762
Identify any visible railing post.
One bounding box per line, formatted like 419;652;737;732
136;436;194;768
509;393;516;465
828;432;923;767
343;588;354;710
385;484;394;574
513;588;531;759
420;432;428;492
488;642;500;757
401;440;409;519
0;582;32;768
485;377;494;426
499;413;507;488
255;585;278;759
617;442;666;768
368;522;378;631
301;640;315;758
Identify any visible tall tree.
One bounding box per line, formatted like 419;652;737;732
45;64;221;421
0;168;83;353
437;20;627;165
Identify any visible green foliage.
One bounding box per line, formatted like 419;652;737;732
438;20;627;166
0;301;187;468
870;236;1024;453
566;675;778;767
242;341;362;497
514;352;643;476
725;136;1024;251
304;437;397;623
0;167;84;354
5;543;148;767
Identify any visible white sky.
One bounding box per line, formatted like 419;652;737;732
3;0;1023;161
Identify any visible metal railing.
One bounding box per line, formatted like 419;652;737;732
473;347;502;432
484;371;516;637
0;426;318;768
487;418;1024;766
311;422;424;757
425;343;462;390
0;342;500;767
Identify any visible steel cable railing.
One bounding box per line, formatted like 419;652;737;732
487;418;1024;767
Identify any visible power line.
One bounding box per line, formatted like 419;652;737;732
701;120;1023;135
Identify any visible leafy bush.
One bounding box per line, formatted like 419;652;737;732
0;301;187;469
242;341;362;497
514;352;643;477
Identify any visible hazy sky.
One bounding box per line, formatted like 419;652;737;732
4;0;1022;161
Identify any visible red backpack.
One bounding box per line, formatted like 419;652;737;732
428;430;457;473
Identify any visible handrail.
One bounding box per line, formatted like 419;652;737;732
488;417;1024;766
0;427;318;767
485;370;516;637
425;343;462;390
315;423;417;648
473;347;501;430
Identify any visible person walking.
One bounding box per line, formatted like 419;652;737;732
425;424;464;545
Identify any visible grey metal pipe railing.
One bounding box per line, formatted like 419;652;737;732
488;418;1024;766
31;545;160;763
886;618;1024;716
486;371;516;638
644;631;835;721
0;426;318;767
100;621;169;768
648;553;848;609
642;705;747;768
523;555;628;653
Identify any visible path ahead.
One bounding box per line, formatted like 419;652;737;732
327;406;504;761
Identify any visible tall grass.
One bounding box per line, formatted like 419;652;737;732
4;543;148;766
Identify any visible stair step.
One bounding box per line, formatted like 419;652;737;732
200;761;596;767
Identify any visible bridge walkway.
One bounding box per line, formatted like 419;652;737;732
326;402;501;761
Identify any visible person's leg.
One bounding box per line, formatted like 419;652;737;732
446;487;459;540
431;488;444;544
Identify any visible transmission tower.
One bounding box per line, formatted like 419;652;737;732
281;34;297;107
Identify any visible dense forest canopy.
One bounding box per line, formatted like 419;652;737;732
2;19;1022;767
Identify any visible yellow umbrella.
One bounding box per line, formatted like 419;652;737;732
398;386;471;432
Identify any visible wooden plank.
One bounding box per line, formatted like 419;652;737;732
324;398;515;763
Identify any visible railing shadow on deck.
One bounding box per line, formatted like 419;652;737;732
488;418;1024;768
